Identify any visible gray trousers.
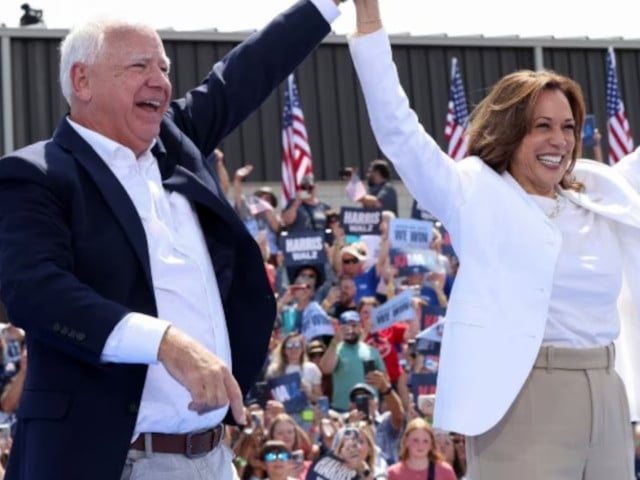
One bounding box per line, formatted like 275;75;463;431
120;442;240;480
466;344;634;480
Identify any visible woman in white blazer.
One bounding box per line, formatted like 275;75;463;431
346;1;640;479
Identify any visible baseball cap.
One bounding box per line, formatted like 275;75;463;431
340;243;367;262
349;383;376;402
300;173;315;187
338;310;360;325
307;340;326;356
254;186;278;208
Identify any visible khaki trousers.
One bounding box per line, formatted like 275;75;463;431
120;442;240;480
466;344;634;480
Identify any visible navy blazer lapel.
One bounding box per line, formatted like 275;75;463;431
161;166;237;226
53;120;153;286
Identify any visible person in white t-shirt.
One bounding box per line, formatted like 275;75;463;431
265;333;322;402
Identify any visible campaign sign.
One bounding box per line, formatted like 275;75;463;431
267;372;308;414
389;218;433;251
416;316;445;359
301;302;335;341
416;316;446;344
390;248;442;277
410;372;438;397
340;207;382;236
370;289;414;333
410;199;437;222
306;452;359;480
282;232;327;267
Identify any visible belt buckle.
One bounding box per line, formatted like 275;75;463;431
185;429;209;459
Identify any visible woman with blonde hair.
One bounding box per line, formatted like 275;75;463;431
264;332;322;402
332;422;387;479
388;418;456;480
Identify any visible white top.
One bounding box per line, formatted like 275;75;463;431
530;190;622;347
284;361;322;390
70;118;231;434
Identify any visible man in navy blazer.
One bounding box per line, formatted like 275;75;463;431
0;1;343;478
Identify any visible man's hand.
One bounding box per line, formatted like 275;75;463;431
158;326;245;425
365;370;389;392
234;164;253;182
329;318;345;344
214;148;224;165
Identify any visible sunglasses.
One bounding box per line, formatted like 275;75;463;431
342;258;359;265
285;341;302;349
298;273;317;281
342;427;361;439
264;451;290;463
309;352;324;358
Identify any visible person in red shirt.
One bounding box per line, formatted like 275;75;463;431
357;296;420;387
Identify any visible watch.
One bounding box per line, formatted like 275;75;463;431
380;386;392;396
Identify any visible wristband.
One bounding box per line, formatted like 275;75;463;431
233;456;248;468
380;386;392;396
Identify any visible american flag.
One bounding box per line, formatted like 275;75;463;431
281;74;313;203
606;47;634;165
246;195;274;216
444;57;469;161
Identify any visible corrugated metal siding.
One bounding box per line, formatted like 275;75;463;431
1;29;639;181
10;37;66;148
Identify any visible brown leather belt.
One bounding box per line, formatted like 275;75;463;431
130;425;224;458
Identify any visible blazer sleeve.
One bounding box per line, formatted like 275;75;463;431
0;154;130;366
348;29;468;228
167;0;332;157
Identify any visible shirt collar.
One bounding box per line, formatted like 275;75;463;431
66;117;157;173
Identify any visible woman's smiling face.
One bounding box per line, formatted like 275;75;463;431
509;88;576;197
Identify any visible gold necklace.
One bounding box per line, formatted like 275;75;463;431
547;193;563;219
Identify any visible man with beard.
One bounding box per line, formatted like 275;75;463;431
318;310;386;412
357;159;398;216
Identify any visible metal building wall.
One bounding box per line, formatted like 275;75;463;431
1;28;640;182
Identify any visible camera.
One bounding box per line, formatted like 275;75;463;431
338;167;353;180
355;394;370;417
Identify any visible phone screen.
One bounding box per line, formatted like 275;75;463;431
355;395;370;416
363;359;376;374
317;396;330;417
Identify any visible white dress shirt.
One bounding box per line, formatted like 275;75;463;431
69;119;231;434
531;192;622;347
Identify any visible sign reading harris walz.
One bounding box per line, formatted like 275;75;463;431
267;371;308;414
282;231;327;266
340;207;382;236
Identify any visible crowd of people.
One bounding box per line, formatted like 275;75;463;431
0;0;639;479
213;144;462;479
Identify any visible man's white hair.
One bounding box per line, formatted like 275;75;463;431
58;17;157;106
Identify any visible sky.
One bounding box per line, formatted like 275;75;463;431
1;0;640;39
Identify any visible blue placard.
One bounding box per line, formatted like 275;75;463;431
267;372;308;414
282;231;327;268
340;207;382;236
